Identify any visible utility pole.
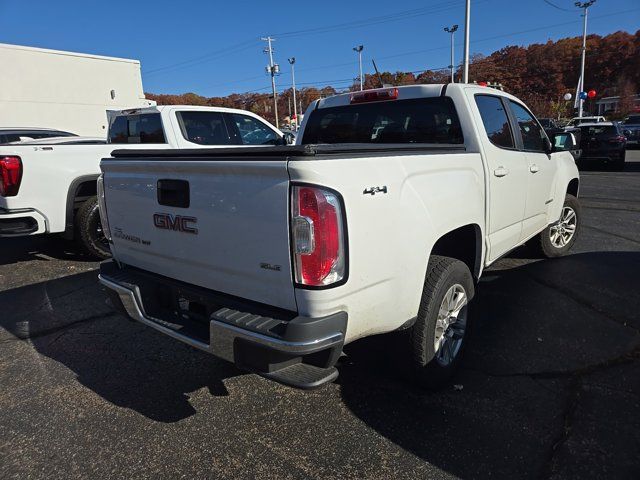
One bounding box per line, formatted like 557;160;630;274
353;45;364;91
288;57;298;130
462;0;471;83
262;36;279;128
444;25;458;83
576;0;596;117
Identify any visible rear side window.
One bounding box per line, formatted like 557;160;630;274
475;95;515;149
623;116;640;124
109;113;166;144
301;97;463;144
176;111;232;145
508;101;546;152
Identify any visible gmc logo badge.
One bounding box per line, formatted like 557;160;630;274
153;213;198;235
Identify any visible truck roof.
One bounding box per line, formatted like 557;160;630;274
0;42;140;64
315;83;519;109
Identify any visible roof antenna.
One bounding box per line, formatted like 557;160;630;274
372;59;389;88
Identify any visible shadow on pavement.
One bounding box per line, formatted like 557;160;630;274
0;235;92;266
339;251;640;479
578;157;640;173
1;251;638;476
0;270;241;423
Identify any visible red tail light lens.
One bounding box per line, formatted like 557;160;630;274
608;135;626;143
291;185;346;287
0;156;22;197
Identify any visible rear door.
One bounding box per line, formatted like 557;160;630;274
102;156;297;311
473;94;528;262
506;100;557;239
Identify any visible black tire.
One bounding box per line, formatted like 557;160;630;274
534;194;581;258
409;255;475;389
614;151;626;171
76;196;111;260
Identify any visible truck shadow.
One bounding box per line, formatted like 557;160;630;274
338;251;640;479
0;269;241;423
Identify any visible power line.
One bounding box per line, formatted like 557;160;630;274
144;40;261;76
144;1;476;78
272;1;471;38
542;0;576;12
156;6;639;95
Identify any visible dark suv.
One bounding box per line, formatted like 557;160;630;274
622;114;640;149
577;123;627;170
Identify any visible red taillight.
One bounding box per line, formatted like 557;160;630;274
0;156;22;197
291;185;346;287
608;135;626;143
350;87;399;104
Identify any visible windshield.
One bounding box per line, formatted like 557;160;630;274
301;97;464;145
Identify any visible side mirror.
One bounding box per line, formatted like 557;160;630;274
282;132;296;145
624;129;632;137
550;132;576;152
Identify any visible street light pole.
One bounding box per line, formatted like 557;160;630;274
288;57;298;130
462;0;471;83
444;25;458;83
262;36;279;128
576;0;596;117
353;45;364;91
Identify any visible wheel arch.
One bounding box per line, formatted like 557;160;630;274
567;177;579;198
63;174;99;239
429;224;483;281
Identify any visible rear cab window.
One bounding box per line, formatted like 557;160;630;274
109;113;166;144
579;125;620;138
301;97;463;145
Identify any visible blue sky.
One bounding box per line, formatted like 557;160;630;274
1;0;638;97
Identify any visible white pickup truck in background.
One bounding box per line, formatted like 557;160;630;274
0;106;289;258
98;84;581;389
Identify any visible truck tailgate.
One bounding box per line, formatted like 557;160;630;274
101;157;296;311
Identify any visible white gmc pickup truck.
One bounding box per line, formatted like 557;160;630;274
98;84;581;389
0;106;288;258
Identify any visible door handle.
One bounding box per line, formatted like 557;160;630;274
530;164;540;173
493;167;509;177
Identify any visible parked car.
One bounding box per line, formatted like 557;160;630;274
9;136;106;145
0;127;76;144
98;84;580;390
576;122;627;170
566;116;606;127
0;106;286;258
621;114;640;149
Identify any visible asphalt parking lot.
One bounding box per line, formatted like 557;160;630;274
1;153;639;480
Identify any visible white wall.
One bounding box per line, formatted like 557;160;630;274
0;44;153;136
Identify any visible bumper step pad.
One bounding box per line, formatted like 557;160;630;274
261;363;339;389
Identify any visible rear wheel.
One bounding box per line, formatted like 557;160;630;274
409;255;475;389
534;194;581;258
76;196;111;260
